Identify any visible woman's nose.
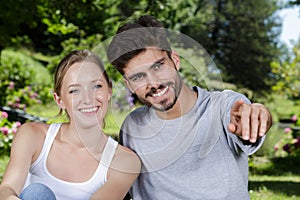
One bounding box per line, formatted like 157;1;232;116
82;90;93;104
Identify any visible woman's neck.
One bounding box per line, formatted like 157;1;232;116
61;122;108;159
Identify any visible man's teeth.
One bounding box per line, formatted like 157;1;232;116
152;86;168;97
80;107;97;113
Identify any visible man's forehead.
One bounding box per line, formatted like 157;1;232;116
124;48;167;72
123;62;152;76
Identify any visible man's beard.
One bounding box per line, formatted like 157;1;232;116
140;74;182;112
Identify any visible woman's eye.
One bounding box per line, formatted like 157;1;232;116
69;89;79;94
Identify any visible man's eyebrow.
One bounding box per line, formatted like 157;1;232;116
126;57;165;79
149;58;165;69
126;71;143;80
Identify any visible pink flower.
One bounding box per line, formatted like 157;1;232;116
284;127;292;133
0;127;9;135
12;128;18;134
12;121;22;129
8;81;15;89
292;115;298;122
15;121;21;128
1;111;8;118
274;144;279;151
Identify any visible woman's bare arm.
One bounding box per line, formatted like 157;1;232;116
0;122;46;200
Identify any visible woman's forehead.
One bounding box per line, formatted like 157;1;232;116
63;62;104;83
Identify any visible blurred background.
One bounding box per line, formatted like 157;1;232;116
0;0;300;199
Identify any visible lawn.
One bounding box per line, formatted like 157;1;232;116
249;174;300;199
249;156;300;199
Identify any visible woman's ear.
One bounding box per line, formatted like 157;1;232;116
171;51;180;71
53;93;66;109
108;86;113;101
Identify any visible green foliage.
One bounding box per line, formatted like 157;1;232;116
274;115;300;157
0;0;41;50
203;0;281;91
271;42;300;100
0;111;21;156
0;0;286;93
0;49;53;109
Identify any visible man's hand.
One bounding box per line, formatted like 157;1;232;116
227;99;272;143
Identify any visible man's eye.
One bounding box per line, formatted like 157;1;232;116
131;74;145;82
152;61;164;71
94;84;102;89
153;63;161;70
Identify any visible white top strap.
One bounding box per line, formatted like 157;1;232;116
100;137;118;168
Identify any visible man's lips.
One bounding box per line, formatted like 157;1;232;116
152;86;168;97
146;85;169;98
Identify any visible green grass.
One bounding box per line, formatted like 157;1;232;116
249;174;300;199
249;156;300;199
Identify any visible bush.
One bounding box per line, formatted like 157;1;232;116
0;49;53;109
0;111;21;156
274;115;300;157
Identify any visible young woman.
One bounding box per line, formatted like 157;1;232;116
0;50;141;200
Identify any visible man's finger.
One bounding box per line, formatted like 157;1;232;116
249;106;259;143
240;104;251;140
227;123;237;133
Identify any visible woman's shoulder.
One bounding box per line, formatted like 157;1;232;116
16;122;50;139
18;121;49;132
10;122;50;162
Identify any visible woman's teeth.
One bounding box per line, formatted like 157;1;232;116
80;107;97;113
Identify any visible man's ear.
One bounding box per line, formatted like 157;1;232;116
123;78;134;94
53;93;66;109
171;51;180;71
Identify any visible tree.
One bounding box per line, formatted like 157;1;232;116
0;0;123;55
0;0;41;55
271;41;300;100
188;0;281;92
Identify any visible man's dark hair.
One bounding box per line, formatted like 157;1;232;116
107;15;172;74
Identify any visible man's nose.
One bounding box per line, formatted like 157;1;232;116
145;73;160;89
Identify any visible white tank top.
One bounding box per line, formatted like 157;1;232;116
23;123;118;200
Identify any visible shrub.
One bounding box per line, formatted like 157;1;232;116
0;111;21;156
274;115;300;157
0;49;53;109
